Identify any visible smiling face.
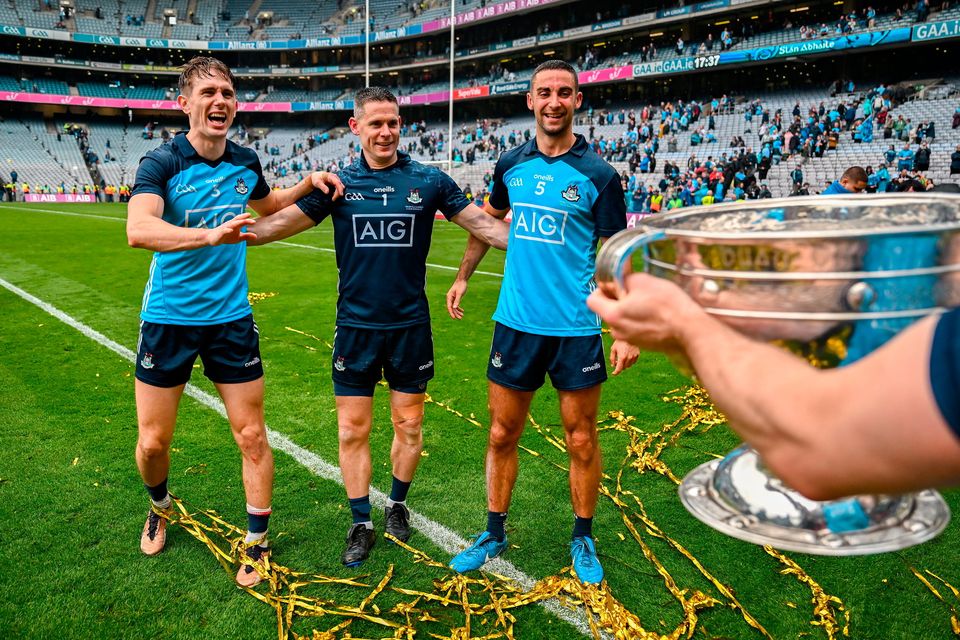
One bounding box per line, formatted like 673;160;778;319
527;68;582;139
178;71;236;141
349;100;401;169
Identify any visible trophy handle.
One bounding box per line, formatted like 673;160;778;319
596;227;667;288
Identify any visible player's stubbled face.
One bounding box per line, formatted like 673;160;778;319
528;70;582;137
181;73;236;139
352;100;401;168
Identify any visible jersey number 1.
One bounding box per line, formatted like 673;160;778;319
382;194;388;207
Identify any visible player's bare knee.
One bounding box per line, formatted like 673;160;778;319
136;433;171;461
236;425;269;460
565;428;598;461
338;421;371;448
488;420;522;451
392;414;423;444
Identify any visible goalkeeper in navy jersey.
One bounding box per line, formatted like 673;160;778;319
126;57;343;588
249;87;509;567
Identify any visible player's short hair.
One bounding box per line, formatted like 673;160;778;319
530;60;579;93
354;87;399;118
178;56;235;96
841;166;868;184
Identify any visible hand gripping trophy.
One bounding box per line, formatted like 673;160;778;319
594;193;960;555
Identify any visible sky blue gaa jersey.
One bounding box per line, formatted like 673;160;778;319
489;134;626;336
131;132;270;325
295;151;469;329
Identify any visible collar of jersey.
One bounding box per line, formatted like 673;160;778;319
522;133;588;159
359;150;411;171
173;131;233;163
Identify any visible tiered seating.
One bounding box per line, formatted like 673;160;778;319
0;3;22;25
125;85;170;100
84;121;173;186
19;6;62;29
262;88;344;102
77;82;124;98
174;0;221;40
0;119;94;187
28;78;70;94
0;75;22;92
72;0;122;34
213;0;254;39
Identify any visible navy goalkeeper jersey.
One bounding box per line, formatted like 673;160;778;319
295;151;469;329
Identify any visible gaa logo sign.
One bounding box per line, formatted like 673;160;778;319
352;214;415;247
3;26;21;35
512;203;567;245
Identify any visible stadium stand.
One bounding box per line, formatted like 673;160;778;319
0;119;94;188
0;0;956;206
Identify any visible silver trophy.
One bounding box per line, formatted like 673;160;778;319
595;194;959;555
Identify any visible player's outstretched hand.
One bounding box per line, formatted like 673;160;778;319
609;339;639;375
311;171;345;200
209;213;257;246
446;279;468;320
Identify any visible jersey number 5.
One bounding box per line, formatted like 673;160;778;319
535;181;546;196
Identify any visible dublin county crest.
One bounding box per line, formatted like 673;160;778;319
491;352;503;369
334;356;346;372
140;353;155;369
407;188;422;205
561;184;581;202
234;177;249;195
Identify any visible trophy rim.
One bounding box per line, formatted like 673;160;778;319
679;455;952;556
640;193;960;240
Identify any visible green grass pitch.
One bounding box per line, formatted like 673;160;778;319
0;201;958;639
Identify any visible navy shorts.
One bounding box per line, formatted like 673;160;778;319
135;315;264;388
332;323;434;397
931;308;960;438
487;322;607;392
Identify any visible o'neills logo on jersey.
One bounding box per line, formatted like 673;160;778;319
353;213;416;247
512;202;568;245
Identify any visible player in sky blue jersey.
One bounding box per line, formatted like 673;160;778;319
446;61;639;584
248;87;509;568
126;57;343;588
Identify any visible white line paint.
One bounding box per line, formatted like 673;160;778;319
0;276;591;635
0;204;504;279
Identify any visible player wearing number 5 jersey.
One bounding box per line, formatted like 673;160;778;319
126;57;344;588
248;87;509;568
446;60;639;584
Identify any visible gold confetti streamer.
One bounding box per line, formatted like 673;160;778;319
249;292;279;305
764;546;850;639
184;320;854;640
910;567;960;636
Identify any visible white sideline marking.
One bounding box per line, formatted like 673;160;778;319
0;204;504;279
0;276;592;636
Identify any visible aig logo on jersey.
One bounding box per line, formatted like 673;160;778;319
353;214;416;247
512;202;567;245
